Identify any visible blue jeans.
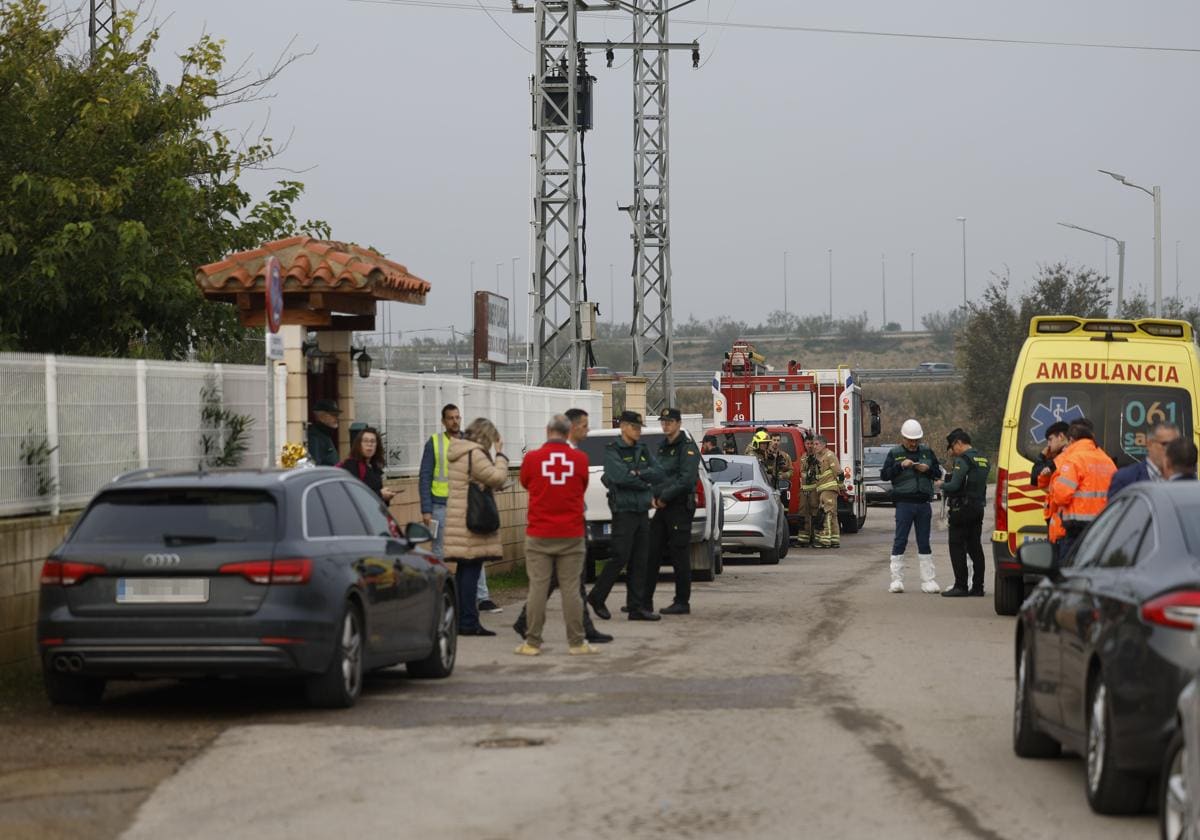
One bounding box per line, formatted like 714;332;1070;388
430;503;447;559
892;501;933;555
455;560;483;631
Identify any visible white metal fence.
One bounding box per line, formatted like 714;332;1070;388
354;371;601;474
0;354;600;518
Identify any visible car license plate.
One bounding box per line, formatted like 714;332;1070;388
116;578;209;604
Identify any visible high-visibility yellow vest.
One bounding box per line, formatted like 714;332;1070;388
431;432;450;500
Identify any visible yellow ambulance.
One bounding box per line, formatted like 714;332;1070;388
993;316;1200;615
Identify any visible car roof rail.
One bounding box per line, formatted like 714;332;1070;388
110;467;165;484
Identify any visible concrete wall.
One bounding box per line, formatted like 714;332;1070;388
0;475;530;673
0;512;78;668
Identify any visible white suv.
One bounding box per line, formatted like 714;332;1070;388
576;428;723;582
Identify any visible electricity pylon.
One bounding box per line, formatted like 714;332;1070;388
89;0;117;60
517;1;696;400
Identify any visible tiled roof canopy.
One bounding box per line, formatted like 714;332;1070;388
195;236;430;330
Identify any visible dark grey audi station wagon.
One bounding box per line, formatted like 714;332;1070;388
37;467;457;708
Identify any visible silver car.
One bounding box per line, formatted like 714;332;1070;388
705;455;788;565
1162;672;1200;840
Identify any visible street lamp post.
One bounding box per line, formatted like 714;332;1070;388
510;256;518;347
1176;241;1182;300
910;252;915;332
956;217;967;308
827;248;833;322
1100;169;1162;316
783;251;788;317
881;253;887;328
1057;222;1125;313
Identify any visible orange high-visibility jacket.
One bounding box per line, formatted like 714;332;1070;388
1048;438;1116;542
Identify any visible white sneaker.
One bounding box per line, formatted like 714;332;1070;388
889;579;904;594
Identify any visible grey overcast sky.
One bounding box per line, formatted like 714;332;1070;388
142;0;1200;342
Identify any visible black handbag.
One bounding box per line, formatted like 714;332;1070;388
466;450;500;534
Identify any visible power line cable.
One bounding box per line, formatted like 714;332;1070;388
346;0;1200;55
699;0;736;68
473;0;532;53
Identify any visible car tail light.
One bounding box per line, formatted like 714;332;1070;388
695;479;705;510
1142;591;1200;630
40;560;106;586
994;467;1008;533
733;488;770;502
219;558;312;585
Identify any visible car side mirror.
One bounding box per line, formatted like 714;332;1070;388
866;400;882;438
776;479;790;491
405;522;433;546
1016;540;1058;579
705;457;728;473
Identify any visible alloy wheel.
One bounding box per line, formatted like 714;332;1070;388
1087;683;1107;794
340;610;363;698
438;593;457;670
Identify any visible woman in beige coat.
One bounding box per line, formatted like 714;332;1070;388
445;417;510;635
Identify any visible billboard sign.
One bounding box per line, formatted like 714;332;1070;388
473;291;509;365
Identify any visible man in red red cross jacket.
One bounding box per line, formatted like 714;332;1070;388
516;414;597;656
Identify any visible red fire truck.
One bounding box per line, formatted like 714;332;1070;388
705;342;881;534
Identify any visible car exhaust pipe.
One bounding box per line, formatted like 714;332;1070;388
53;655;70;672
66;654;84;672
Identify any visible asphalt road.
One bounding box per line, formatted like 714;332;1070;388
2;507;1157;839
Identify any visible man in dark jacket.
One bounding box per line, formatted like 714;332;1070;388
306;399;341;466
880;418;943;594
646;408;701;615
1108;422;1180;498
940;428;990;598
588;411;664;622
1164;437;1198;481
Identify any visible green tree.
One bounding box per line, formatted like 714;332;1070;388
921;307;967;349
958;263;1109;453
0;1;327;358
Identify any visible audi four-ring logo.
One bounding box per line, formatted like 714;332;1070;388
142;553;182;568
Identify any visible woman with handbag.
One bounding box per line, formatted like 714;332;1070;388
445;417;509;636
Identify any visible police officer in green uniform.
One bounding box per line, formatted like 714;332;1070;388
646;408;701;615
940;428;990;598
587;411;665;621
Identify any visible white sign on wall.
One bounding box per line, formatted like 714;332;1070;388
265;332;285;361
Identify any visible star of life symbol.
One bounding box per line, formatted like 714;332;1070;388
542;450;575;485
1029;396;1085;445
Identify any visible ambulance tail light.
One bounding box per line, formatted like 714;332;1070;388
1082;321;1136;334
1034;319;1080;334
695;479;706;510
1140;322;1186;338
994;468;1009;533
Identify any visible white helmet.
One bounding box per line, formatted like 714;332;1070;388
900;419;924;440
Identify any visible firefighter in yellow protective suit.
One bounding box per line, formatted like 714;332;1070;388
800;434;842;548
